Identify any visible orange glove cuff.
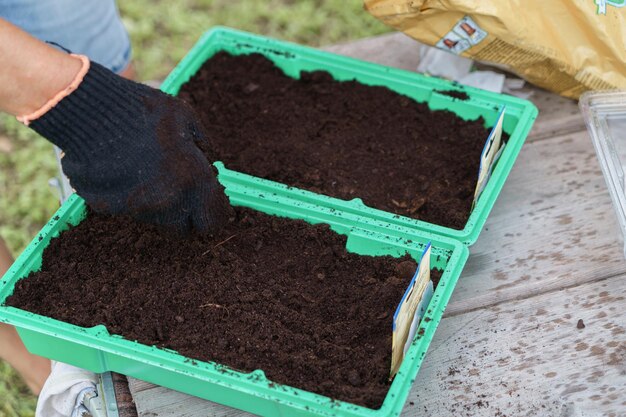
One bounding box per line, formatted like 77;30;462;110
17;54;90;126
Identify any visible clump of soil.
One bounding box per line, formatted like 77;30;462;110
435;89;470;101
6;208;442;408
179;52;497;229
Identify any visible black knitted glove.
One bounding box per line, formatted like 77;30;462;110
30;61;232;235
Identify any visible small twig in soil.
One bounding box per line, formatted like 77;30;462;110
202;234;237;255
322;339;350;351
199;303;230;316
300;293;317;303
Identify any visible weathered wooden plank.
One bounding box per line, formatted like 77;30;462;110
444;129;626;317
402;274;626;417
322;32;420;72
128;275;625;417
129;378;254;417
114;372;138;417
525;89;583;142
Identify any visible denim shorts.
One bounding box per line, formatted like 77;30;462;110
0;0;131;74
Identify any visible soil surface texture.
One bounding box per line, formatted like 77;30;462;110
179;52;496;229
7;208;442;408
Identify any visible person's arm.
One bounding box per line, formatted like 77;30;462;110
0;19;81;116
0;18;232;235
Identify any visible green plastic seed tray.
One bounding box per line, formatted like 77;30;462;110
161;26;538;245
0;191;468;417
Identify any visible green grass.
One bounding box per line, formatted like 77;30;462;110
0;117;60;255
0;1;388;415
0;362;37;417
121;0;389;81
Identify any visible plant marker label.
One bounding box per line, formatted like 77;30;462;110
391;243;432;378
474;106;506;203
403;281;433;357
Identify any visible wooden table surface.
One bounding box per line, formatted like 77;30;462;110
121;33;626;417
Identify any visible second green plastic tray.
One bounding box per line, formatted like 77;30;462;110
161;27;538;245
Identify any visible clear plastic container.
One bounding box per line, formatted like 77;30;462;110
580;91;626;257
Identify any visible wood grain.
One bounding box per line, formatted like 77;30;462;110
445;129;626;317
403;275;626;417
129;377;255;417
322;32;421;72
113;372;138;417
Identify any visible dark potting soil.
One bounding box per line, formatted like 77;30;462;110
179;52;497;229
6;208;442;408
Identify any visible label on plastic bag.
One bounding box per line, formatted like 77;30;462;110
391;243;431;377
474;106;505;203
435;16;487;54
595;0;625;15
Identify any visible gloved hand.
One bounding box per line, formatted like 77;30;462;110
20;55;232;235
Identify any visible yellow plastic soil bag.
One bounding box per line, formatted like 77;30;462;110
364;0;626;99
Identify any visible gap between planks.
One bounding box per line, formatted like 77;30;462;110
444;269;622;319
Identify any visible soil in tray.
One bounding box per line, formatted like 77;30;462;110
179;52;501;229
6;208;443;408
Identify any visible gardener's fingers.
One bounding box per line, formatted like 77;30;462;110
127;198;192;237
190;178;233;235
134;180;231;237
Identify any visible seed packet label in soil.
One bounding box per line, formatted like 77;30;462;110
391;243;432;378
474;106;506;202
403;280;433;356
